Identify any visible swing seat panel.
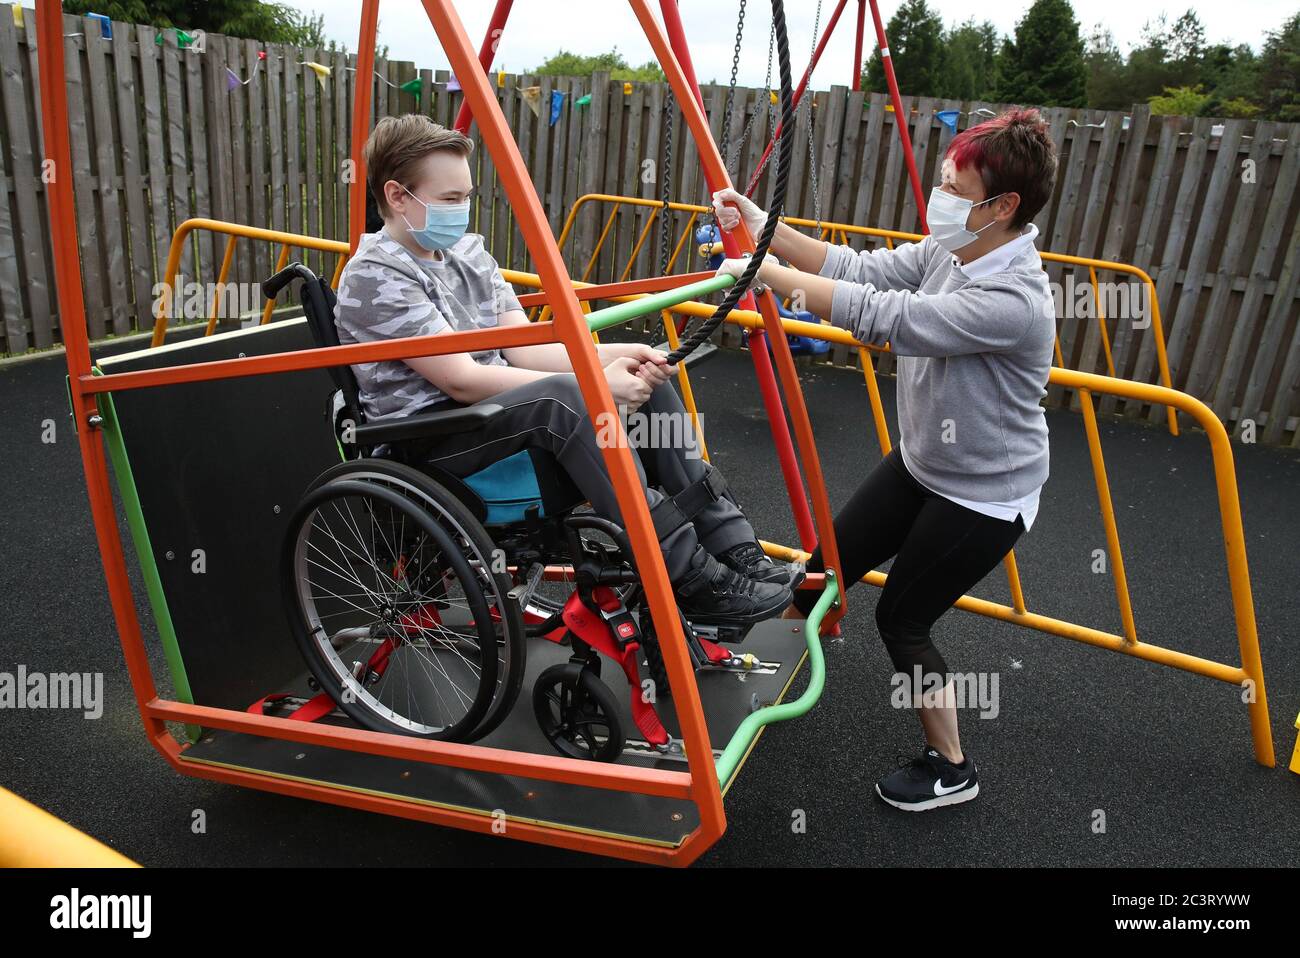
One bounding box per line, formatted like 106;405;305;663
178;615;811;848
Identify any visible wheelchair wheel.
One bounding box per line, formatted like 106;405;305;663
301;459;526;741
284;477;502;740
532;664;625;762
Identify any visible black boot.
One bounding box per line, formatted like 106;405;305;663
718;541;806;589
673;549;793;625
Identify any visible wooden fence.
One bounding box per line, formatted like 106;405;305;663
1;8;1297;444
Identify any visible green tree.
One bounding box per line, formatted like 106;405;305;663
993;0;1087;107
1083;26;1130;110
863;0;944;97
1148;84;1211;115
63;0;325;44
937;19;999;101
1125;11;1207;101
533;48;664;82
1255;13;1300;121
1199;43;1260;117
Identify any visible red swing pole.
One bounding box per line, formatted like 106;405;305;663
867;0;929;231
852;0;866;91
452;0;515;134
349;0;382;253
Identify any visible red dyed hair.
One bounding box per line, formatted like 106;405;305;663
945;107;1057;229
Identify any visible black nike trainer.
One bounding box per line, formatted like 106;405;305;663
875;746;980;811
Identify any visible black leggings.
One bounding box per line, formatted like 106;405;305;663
793;448;1026;679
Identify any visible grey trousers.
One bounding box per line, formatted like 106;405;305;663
416;374;755;581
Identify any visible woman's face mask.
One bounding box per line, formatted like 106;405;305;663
927;187;1005;254
399;184;470;251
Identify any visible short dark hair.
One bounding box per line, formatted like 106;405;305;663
364;114;473;219
945;107;1057;229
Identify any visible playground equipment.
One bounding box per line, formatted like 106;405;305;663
258;259;784;760
47;0;854;865
696;222;830;358
0;787;138;868
41;0;1277;870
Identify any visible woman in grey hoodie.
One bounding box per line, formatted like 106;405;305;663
713;108;1059;811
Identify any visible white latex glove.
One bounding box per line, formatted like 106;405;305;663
715;253;778;293
712;187;767;238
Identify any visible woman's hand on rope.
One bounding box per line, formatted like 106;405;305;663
712;187;767;238
715;252;779;294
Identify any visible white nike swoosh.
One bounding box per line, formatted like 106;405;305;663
934;778;970;796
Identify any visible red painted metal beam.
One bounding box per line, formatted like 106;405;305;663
452;0;515;134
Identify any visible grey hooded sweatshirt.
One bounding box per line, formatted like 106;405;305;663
819;227;1055;503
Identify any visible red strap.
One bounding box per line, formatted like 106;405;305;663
246;691;337;723
697;636;731;663
287;691;337;723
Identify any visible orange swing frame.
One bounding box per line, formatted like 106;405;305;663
39;0;844;866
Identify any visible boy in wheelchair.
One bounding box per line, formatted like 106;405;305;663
333;114;799;626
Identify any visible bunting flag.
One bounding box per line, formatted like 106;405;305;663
520;85;542;119
225;51;266;89
87;12;112;39
400;76;423;103
623;81;632;96
12;6;22;28
155;29;196;48
937;110;960;133
447;76;461;92
550;89;566;126
575;93;591;108
301;61;331;93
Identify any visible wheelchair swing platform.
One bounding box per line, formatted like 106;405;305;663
179;616;809;847
97;318;814;851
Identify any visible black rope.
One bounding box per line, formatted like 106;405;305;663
664;0;794;367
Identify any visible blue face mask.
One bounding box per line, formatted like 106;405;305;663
399;184;470;251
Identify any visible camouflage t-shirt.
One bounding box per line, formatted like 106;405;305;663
333;228;522;421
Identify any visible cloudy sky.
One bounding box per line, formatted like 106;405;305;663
284;0;1296;85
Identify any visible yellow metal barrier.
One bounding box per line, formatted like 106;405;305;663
1291;715;1300;775
558;193;1179;437
0;787;139;867
504;267;1272;767
152;219;351;347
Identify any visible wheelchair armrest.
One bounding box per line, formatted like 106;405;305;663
353;403;506;445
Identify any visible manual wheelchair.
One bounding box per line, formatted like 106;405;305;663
265;263;770;762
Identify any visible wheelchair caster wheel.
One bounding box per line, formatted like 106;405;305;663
532;665;625;762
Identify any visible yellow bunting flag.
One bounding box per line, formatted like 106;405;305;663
623;81;633;95
12;5;23;27
520;85;542;118
303;61;330;92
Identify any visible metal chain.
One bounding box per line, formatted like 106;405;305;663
649;86;675;345
719;0;747;170
806;0;823;228
745;0;823;198
665;0;794;366
729;21;775;178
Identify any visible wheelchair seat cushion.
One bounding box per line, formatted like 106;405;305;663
462;450;546;525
